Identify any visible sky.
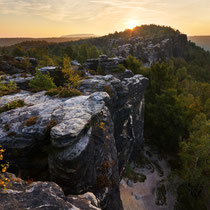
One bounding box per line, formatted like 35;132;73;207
0;0;210;37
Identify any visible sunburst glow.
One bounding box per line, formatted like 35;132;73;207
126;20;138;30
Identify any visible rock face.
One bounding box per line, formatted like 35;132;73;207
0;74;148;210
84;55;125;74
111;34;187;63
2;73;34;90
0;173;101;210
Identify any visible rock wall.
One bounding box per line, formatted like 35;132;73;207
0;173;101;210
0;74;148;209
111;34;187;63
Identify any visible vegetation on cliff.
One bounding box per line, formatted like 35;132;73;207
119;44;209;209
0;24;209;209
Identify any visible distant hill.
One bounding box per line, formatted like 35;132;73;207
0;35;98;47
188;36;210;52
60;34;98;38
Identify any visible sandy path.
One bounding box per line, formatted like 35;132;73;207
120;146;176;210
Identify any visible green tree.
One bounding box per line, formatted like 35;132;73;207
89;46;100;58
29;70;56;91
175;113;210;210
145;89;188;152
38;55;55;67
12;46;27;57
125;55;143;74
144;61;188;153
179;113;210;185
61;56;81;88
78;44;89;63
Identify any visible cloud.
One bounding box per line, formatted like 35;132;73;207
0;0;165;22
0;0;209;25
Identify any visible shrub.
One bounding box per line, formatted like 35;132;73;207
0;100;25;114
29;70;56;91
103;85;115;97
88;69;98;75
97;66;104;75
4;124;10;131
7;132;17;137
125;55;143;74
0;80;18;97
0;145;11;191
156;183;167;206
113;64;126;73
124;164;146;183
96;174;111;189
58;88;82;98
25;116;38;127
45;88;60;96
45;119;57;133
61;56;81;88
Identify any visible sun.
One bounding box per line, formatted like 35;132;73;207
126;20;138;30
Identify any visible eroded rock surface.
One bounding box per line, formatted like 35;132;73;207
0;173;101;210
0;74;148;210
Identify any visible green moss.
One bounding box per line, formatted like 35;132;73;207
0;100;25;114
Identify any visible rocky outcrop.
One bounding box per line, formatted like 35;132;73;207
0;73;148;210
84;55;125;74
0;173;101;210
2;73;34;90
111;34;187;63
83;34;187;70
0;56;37;75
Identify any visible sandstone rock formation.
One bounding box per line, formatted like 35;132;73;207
0;72;148;209
0;173;101;210
110;34;187;64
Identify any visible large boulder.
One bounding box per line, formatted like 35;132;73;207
0;173;101;210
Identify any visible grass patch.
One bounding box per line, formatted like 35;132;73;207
45;119;57;132
58;88;82;98
112;64;126;73
156;183;167;206
25;116;38;127
45;88;61;96
0;100;25;114
45;87;82;98
124;164;146;183
0;81;19;97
